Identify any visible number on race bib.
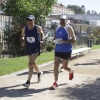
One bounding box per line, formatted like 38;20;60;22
27;37;35;43
55;38;62;44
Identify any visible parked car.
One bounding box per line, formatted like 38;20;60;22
81;31;87;37
43;31;55;43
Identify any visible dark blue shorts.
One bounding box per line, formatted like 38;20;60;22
55;51;71;60
26;48;40;55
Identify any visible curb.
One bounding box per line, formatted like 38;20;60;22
0;49;100;79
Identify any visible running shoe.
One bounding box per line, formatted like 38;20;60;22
60;66;64;72
37;71;43;83
23;80;30;88
51;82;58;89
69;70;74;80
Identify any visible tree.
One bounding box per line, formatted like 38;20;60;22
90;10;98;14
87;29;100;45
93;11;97;14
86;10;98;14
81;5;85;14
91;10;95;14
1;0;57;20
67;5;71;9
0;0;57;55
67;5;85;14
86;10;91;14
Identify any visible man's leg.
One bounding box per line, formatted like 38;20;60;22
60;54;71;72
54;56;61;81
28;53;43;82
51;56;61;89
62;59;71;72
28;52;39;81
28;55;40;73
23;52;39;88
62;59;74;80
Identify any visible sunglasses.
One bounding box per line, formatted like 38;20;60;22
26;18;33;21
60;19;66;21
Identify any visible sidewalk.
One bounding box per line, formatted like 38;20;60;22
0;49;100;100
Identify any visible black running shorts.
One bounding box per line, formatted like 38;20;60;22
55;51;71;60
26;48;40;55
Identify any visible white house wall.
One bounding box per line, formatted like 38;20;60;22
66;14;100;20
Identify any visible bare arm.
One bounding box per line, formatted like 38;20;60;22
20;27;25;46
37;26;44;41
21;27;25;38
67;25;76;43
60;25;76;43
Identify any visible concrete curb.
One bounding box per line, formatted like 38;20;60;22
0;49;100;79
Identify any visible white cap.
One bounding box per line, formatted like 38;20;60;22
60;15;67;19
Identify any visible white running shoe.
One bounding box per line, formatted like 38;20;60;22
60;67;64;72
37;71;43;83
23;80;30;88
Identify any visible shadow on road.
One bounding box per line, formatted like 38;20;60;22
0;83;50;98
74;59;100;66
17;70;54;76
59;78;100;100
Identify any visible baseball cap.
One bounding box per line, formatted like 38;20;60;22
60;15;67;20
26;15;35;20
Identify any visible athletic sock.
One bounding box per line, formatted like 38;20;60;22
27;80;30;83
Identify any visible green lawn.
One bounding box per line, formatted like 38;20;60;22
91;44;100;50
0;44;100;76
0;51;54;76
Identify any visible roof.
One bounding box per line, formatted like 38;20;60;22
54;3;67;9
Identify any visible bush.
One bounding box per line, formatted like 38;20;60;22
3;18;26;56
46;45;54;52
87;29;100;45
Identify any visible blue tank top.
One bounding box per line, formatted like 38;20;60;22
55;26;72;52
25;25;40;49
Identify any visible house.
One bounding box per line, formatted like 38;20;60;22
51;3;75;15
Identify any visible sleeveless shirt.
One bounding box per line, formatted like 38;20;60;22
55;25;72;52
25;25;40;49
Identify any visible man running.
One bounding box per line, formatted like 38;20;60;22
21;15;44;88
51;15;76;89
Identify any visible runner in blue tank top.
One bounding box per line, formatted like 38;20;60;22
55;25;72;52
21;15;44;88
51;15;76;89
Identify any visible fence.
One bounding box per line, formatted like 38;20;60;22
0;14;100;58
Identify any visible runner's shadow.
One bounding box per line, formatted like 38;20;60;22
0;84;50;98
74;62;96;66
17;70;54;76
74;59;100;66
0;82;68;98
59;83;68;86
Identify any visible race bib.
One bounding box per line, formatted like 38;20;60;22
27;37;35;43
55;38;62;44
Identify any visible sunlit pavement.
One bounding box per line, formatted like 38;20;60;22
0;49;100;100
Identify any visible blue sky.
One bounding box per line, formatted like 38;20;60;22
58;0;100;13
